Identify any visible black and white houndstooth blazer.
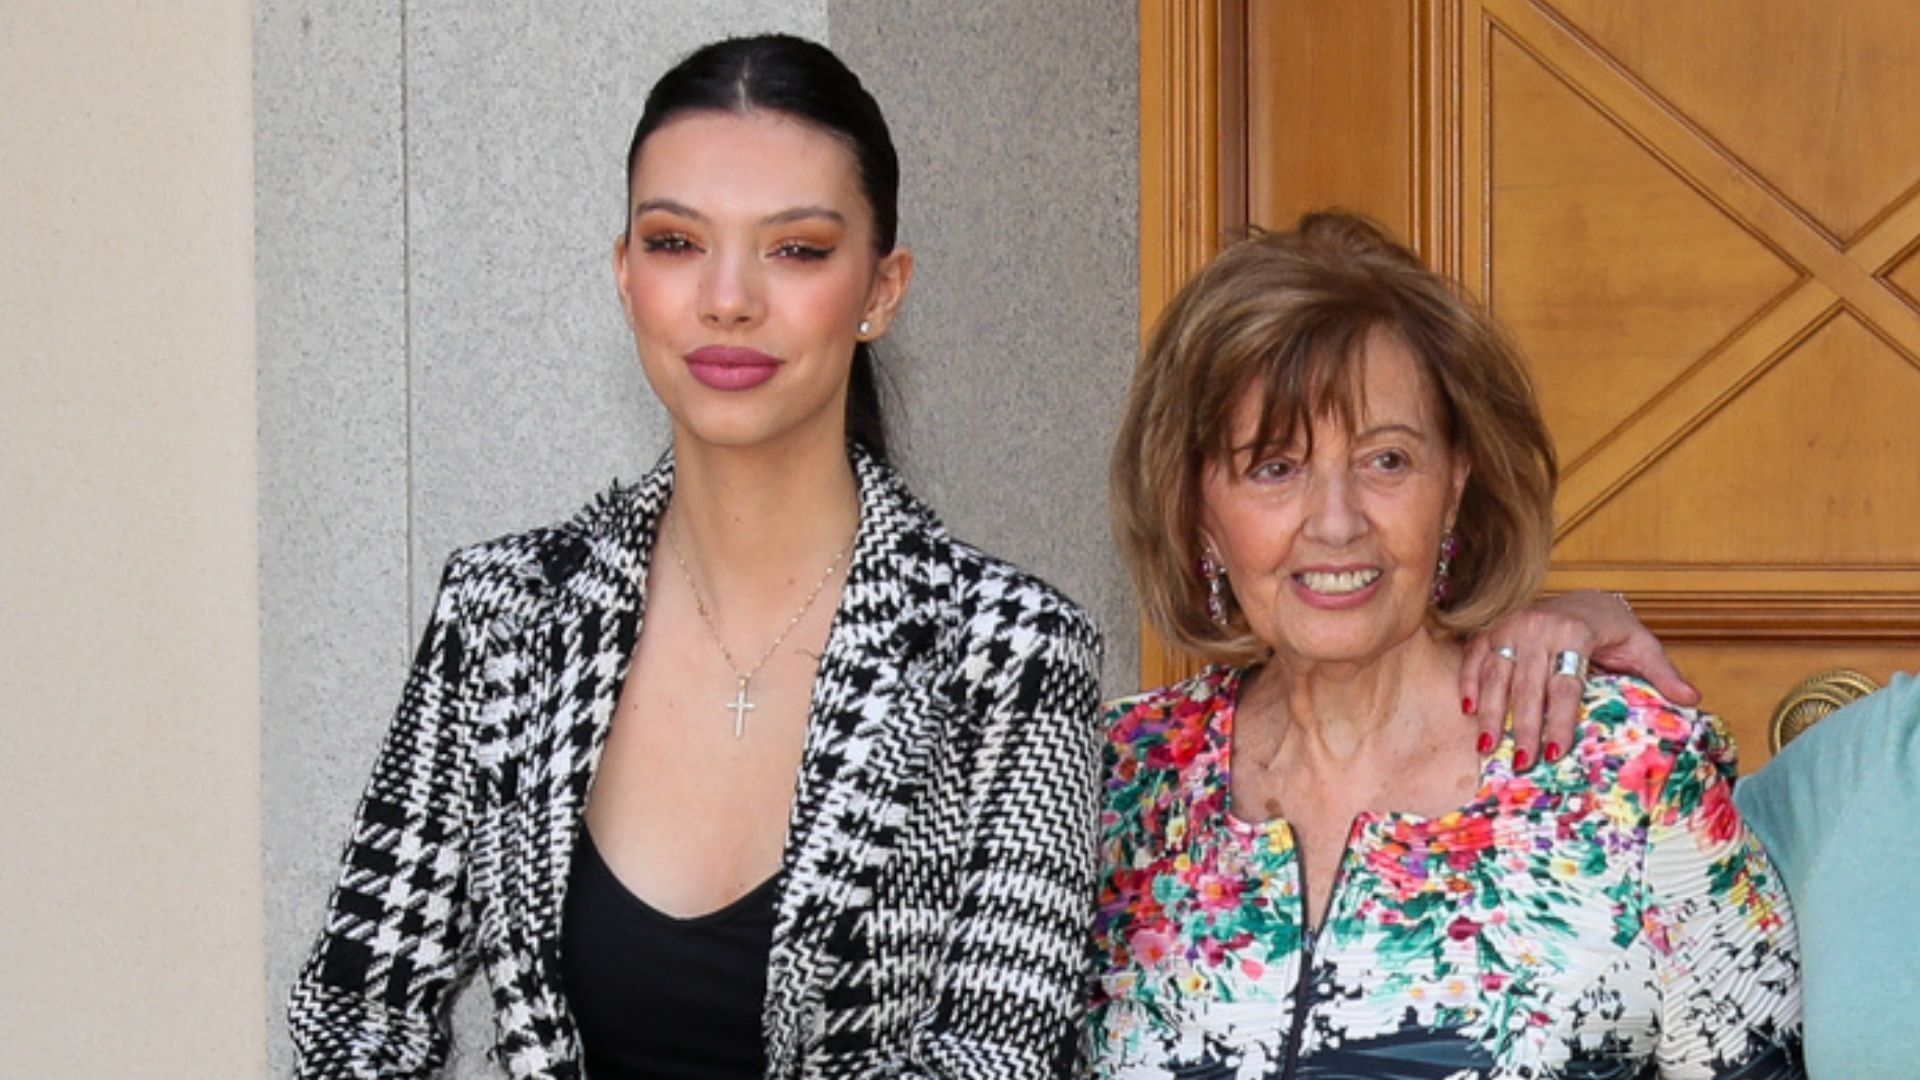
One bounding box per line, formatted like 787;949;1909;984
289;446;1104;1079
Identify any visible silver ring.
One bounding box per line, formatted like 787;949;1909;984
1493;645;1518;662
1552;649;1588;681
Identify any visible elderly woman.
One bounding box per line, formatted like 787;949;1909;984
1088;213;1803;1077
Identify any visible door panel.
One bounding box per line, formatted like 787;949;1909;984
1244;0;1414;237
1891;245;1920;307
1552;314;1920;565
1482;27;1801;469
1541;0;1920;245
1227;0;1920;768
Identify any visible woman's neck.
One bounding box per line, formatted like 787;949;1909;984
666;429;862;602
1242;631;1464;769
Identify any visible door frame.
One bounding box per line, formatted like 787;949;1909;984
1136;0;1241;688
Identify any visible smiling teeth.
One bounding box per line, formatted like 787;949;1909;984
1299;569;1381;594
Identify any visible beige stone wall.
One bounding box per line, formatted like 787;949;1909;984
0;2;264;1077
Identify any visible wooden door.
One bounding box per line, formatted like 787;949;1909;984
1141;0;1920;769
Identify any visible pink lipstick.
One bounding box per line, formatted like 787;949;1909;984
686;346;781;391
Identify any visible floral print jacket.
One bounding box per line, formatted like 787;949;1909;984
1086;667;1803;1079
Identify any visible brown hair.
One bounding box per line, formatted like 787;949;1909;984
1110;211;1557;665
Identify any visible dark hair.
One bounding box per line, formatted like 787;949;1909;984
626;33;899;460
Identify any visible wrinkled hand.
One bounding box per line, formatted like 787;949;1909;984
1460;591;1698;768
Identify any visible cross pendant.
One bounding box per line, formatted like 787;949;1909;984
724;678;755;738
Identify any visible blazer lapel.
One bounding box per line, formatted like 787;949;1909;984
495;458;669;969
764;450;952;1071
475;445;947;1070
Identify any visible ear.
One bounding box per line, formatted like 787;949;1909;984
1446;450;1471;526
1196;525;1224;568
858;247;915;338
612;234;635;327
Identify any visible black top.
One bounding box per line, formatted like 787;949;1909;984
560;828;777;1079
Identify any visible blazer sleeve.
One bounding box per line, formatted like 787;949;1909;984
900;598;1104;1079
288;557;487;1078
1642;707;1805;1079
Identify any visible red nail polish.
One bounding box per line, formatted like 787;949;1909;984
1476;732;1494;754
1545;741;1563;763
1463;696;1475;715
1514;748;1531;770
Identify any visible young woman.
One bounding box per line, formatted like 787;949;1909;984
288;35;1102;1078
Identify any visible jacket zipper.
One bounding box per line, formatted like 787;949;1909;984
1280;819;1361;1080
1279;930;1313;1080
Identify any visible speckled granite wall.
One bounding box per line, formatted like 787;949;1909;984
259;1;1135;1072
255;2;412;1075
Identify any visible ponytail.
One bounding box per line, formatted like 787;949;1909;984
846;341;890;461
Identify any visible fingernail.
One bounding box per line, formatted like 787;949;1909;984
1462;696;1475;715
1476;732;1494;754
1545;741;1562;763
1514;748;1531;770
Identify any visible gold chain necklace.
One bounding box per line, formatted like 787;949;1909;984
664;515;850;737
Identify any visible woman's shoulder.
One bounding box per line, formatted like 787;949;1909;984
1095;670;1234;860
1101;666;1235;769
1104;665;1234;723
431;478;658;627
857;454;1098;650
939;536;1097;638
916;543;1102;731
1576;671;1725;755
1566;671;1737;817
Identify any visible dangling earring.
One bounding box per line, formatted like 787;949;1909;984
858;319;873;337
1201;552;1230;626
1432;530;1461;606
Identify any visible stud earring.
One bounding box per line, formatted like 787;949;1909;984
1432;530;1461;606
858;319;873;337
1201;552;1230;626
